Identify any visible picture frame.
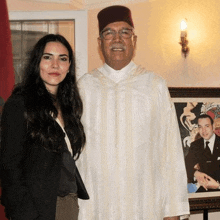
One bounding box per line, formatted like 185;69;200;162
169;87;220;215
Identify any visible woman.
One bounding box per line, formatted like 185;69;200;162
0;34;89;220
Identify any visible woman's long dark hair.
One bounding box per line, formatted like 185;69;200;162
13;34;85;159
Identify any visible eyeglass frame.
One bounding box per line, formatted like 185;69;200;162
100;27;135;40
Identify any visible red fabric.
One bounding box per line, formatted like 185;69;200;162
0;1;14;219
0;0;14;103
0;188;7;220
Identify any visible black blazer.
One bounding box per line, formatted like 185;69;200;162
0;94;89;220
185;135;220;183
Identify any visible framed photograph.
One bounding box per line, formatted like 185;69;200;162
169;87;220;213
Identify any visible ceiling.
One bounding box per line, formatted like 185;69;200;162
20;0;152;9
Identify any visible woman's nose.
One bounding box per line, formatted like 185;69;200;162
52;59;59;68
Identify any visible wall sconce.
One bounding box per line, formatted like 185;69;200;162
179;19;189;58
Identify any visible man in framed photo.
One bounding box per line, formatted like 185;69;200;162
185;114;220;192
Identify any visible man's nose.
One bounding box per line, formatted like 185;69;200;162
113;31;122;41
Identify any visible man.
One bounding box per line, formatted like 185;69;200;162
77;5;189;220
185;114;220;192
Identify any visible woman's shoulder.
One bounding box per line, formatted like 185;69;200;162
6;92;24;104
3;93;25;113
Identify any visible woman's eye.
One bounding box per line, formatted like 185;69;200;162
42;55;51;60
60;57;68;61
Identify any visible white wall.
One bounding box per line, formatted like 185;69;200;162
87;0;220;87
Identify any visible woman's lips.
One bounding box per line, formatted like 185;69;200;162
48;72;60;76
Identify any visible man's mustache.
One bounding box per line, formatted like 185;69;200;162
110;43;126;50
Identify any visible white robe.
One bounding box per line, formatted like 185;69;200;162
77;63;190;220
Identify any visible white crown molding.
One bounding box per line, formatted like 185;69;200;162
19;0;156;9
20;0;71;3
84;0;156;10
19;0;84;9
71;0;85;9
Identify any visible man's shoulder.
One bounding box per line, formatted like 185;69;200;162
134;65;164;81
79;69;96;78
191;138;204;147
78;69;101;83
187;138;204;155
138;66;170;95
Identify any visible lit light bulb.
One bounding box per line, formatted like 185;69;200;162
180;20;187;37
179;19;189;58
180;20;187;31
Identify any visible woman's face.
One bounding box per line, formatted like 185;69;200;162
39;41;70;95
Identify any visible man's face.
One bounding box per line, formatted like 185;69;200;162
198;118;214;140
98;21;137;70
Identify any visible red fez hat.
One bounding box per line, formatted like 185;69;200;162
98;5;134;33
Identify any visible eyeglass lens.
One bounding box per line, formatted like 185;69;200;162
101;28;133;40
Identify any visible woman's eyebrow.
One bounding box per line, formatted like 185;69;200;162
43;53;69;57
59;54;69;57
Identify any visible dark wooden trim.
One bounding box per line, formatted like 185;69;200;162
169;87;220;98
189;196;220;211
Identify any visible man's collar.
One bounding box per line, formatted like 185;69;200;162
99;61;136;83
103;61;135;74
204;133;216;143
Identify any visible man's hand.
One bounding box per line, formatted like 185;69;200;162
194;171;219;190
194;170;209;189
206;175;220;189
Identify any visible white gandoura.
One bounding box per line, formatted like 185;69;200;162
77;62;189;220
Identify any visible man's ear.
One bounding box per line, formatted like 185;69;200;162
133;35;137;48
97;37;102;48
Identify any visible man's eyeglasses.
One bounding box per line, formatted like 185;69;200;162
100;28;134;40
